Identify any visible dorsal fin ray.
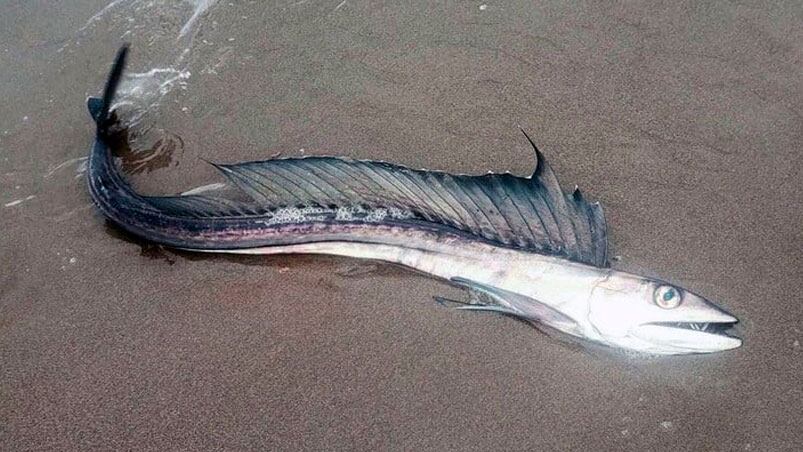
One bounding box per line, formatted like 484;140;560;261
195;136;608;267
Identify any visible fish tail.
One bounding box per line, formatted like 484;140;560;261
87;45;159;237
87;44;129;131
85;45;262;249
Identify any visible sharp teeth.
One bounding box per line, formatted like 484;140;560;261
671;322;717;332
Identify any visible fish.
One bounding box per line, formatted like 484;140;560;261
87;46;741;355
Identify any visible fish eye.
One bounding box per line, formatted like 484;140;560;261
654;285;682;309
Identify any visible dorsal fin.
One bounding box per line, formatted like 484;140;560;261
185;136;609;267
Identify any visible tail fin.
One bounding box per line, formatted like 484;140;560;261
87;44;129;131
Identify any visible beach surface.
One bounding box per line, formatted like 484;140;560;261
1;1;801;450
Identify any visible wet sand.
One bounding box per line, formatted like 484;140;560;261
1;1;801;450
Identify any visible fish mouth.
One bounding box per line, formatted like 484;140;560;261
633;320;742;354
665;321;737;335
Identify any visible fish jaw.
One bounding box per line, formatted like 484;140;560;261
632;323;741;354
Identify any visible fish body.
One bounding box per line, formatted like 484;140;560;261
88;46;741;355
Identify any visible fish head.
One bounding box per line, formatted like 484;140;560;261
586;271;741;355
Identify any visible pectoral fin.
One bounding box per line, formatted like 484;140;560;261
434;295;532;322
448;277;581;335
455;304;528;317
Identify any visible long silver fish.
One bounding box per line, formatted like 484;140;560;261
88;46;741;355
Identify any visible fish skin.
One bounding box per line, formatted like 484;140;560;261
87;46;742;355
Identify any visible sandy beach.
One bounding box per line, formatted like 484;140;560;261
1;1;801;450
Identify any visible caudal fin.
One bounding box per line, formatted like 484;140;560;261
87;44;129;131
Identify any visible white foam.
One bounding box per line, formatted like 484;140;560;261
112;68;190;109
44;156;88;179
76;0;220;122
78;0;127;32
179;0;218;38
4;195;36;208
